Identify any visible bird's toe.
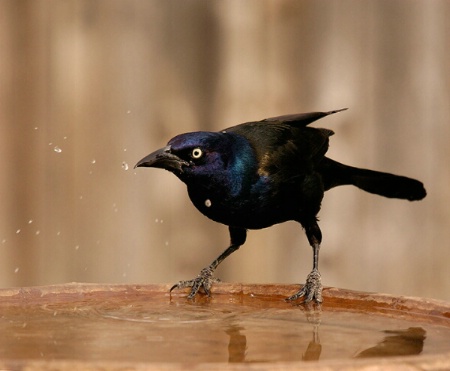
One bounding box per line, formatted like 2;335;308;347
286;269;323;303
170;266;220;299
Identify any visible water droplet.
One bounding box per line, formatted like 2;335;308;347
28;219;33;224
14;267;20;273
79;195;83;200
16;229;21;234
205;199;212;207
1;239;6;244
53;146;62;153
160;219;164;224
91;159;96;164
123;148;127;152
126;110;131;114
35;230;40;235
75;245;80;250
34;127;39;130
155;218;159;223
63;136;67;140
122;162;129;171
56;231;61;236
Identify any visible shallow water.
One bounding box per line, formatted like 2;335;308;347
1;288;449;364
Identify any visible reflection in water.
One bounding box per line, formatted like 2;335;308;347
224;316;426;363
356;327;426;358
226;325;247;362
302;324;322;361
224;304;323;363
301;303;322;361
100;300;429;363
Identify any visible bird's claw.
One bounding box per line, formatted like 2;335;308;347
286;269;323;303
170;267;220;299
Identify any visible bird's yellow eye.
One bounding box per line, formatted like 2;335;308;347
191;148;203;159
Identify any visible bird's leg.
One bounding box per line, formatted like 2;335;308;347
170;227;247;299
171;245;237;299
287;221;323;303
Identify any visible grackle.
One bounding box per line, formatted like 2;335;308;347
135;109;426;303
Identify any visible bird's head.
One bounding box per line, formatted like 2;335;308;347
135;131;237;180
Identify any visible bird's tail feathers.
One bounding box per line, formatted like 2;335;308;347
320;158;426;201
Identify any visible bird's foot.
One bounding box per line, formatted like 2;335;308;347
169;266;220;299
286;269;323;303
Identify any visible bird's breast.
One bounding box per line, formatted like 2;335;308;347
186;177;298;229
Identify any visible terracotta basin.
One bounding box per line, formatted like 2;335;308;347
0;283;449;370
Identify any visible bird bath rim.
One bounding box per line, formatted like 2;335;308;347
0;283;449;370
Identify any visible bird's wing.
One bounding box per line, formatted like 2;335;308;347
261;108;347;127
227;120;334;173
301;127;334;160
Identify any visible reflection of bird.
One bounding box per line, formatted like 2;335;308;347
302;325;322;361
356;327;426;358
136;109;426;302
225;326;247;363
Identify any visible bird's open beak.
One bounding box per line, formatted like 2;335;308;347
134;145;189;173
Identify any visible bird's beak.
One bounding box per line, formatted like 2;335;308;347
134;145;189;173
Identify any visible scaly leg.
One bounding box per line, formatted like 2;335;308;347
287;220;323;303
170;227;247;299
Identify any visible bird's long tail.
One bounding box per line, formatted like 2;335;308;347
319;157;426;201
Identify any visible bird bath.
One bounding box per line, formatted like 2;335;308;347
0;283;449;370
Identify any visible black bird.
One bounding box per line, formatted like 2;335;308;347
135;109;426;302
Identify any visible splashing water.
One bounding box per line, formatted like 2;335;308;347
122;162;129;171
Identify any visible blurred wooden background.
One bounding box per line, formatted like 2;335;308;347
1;0;449;300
